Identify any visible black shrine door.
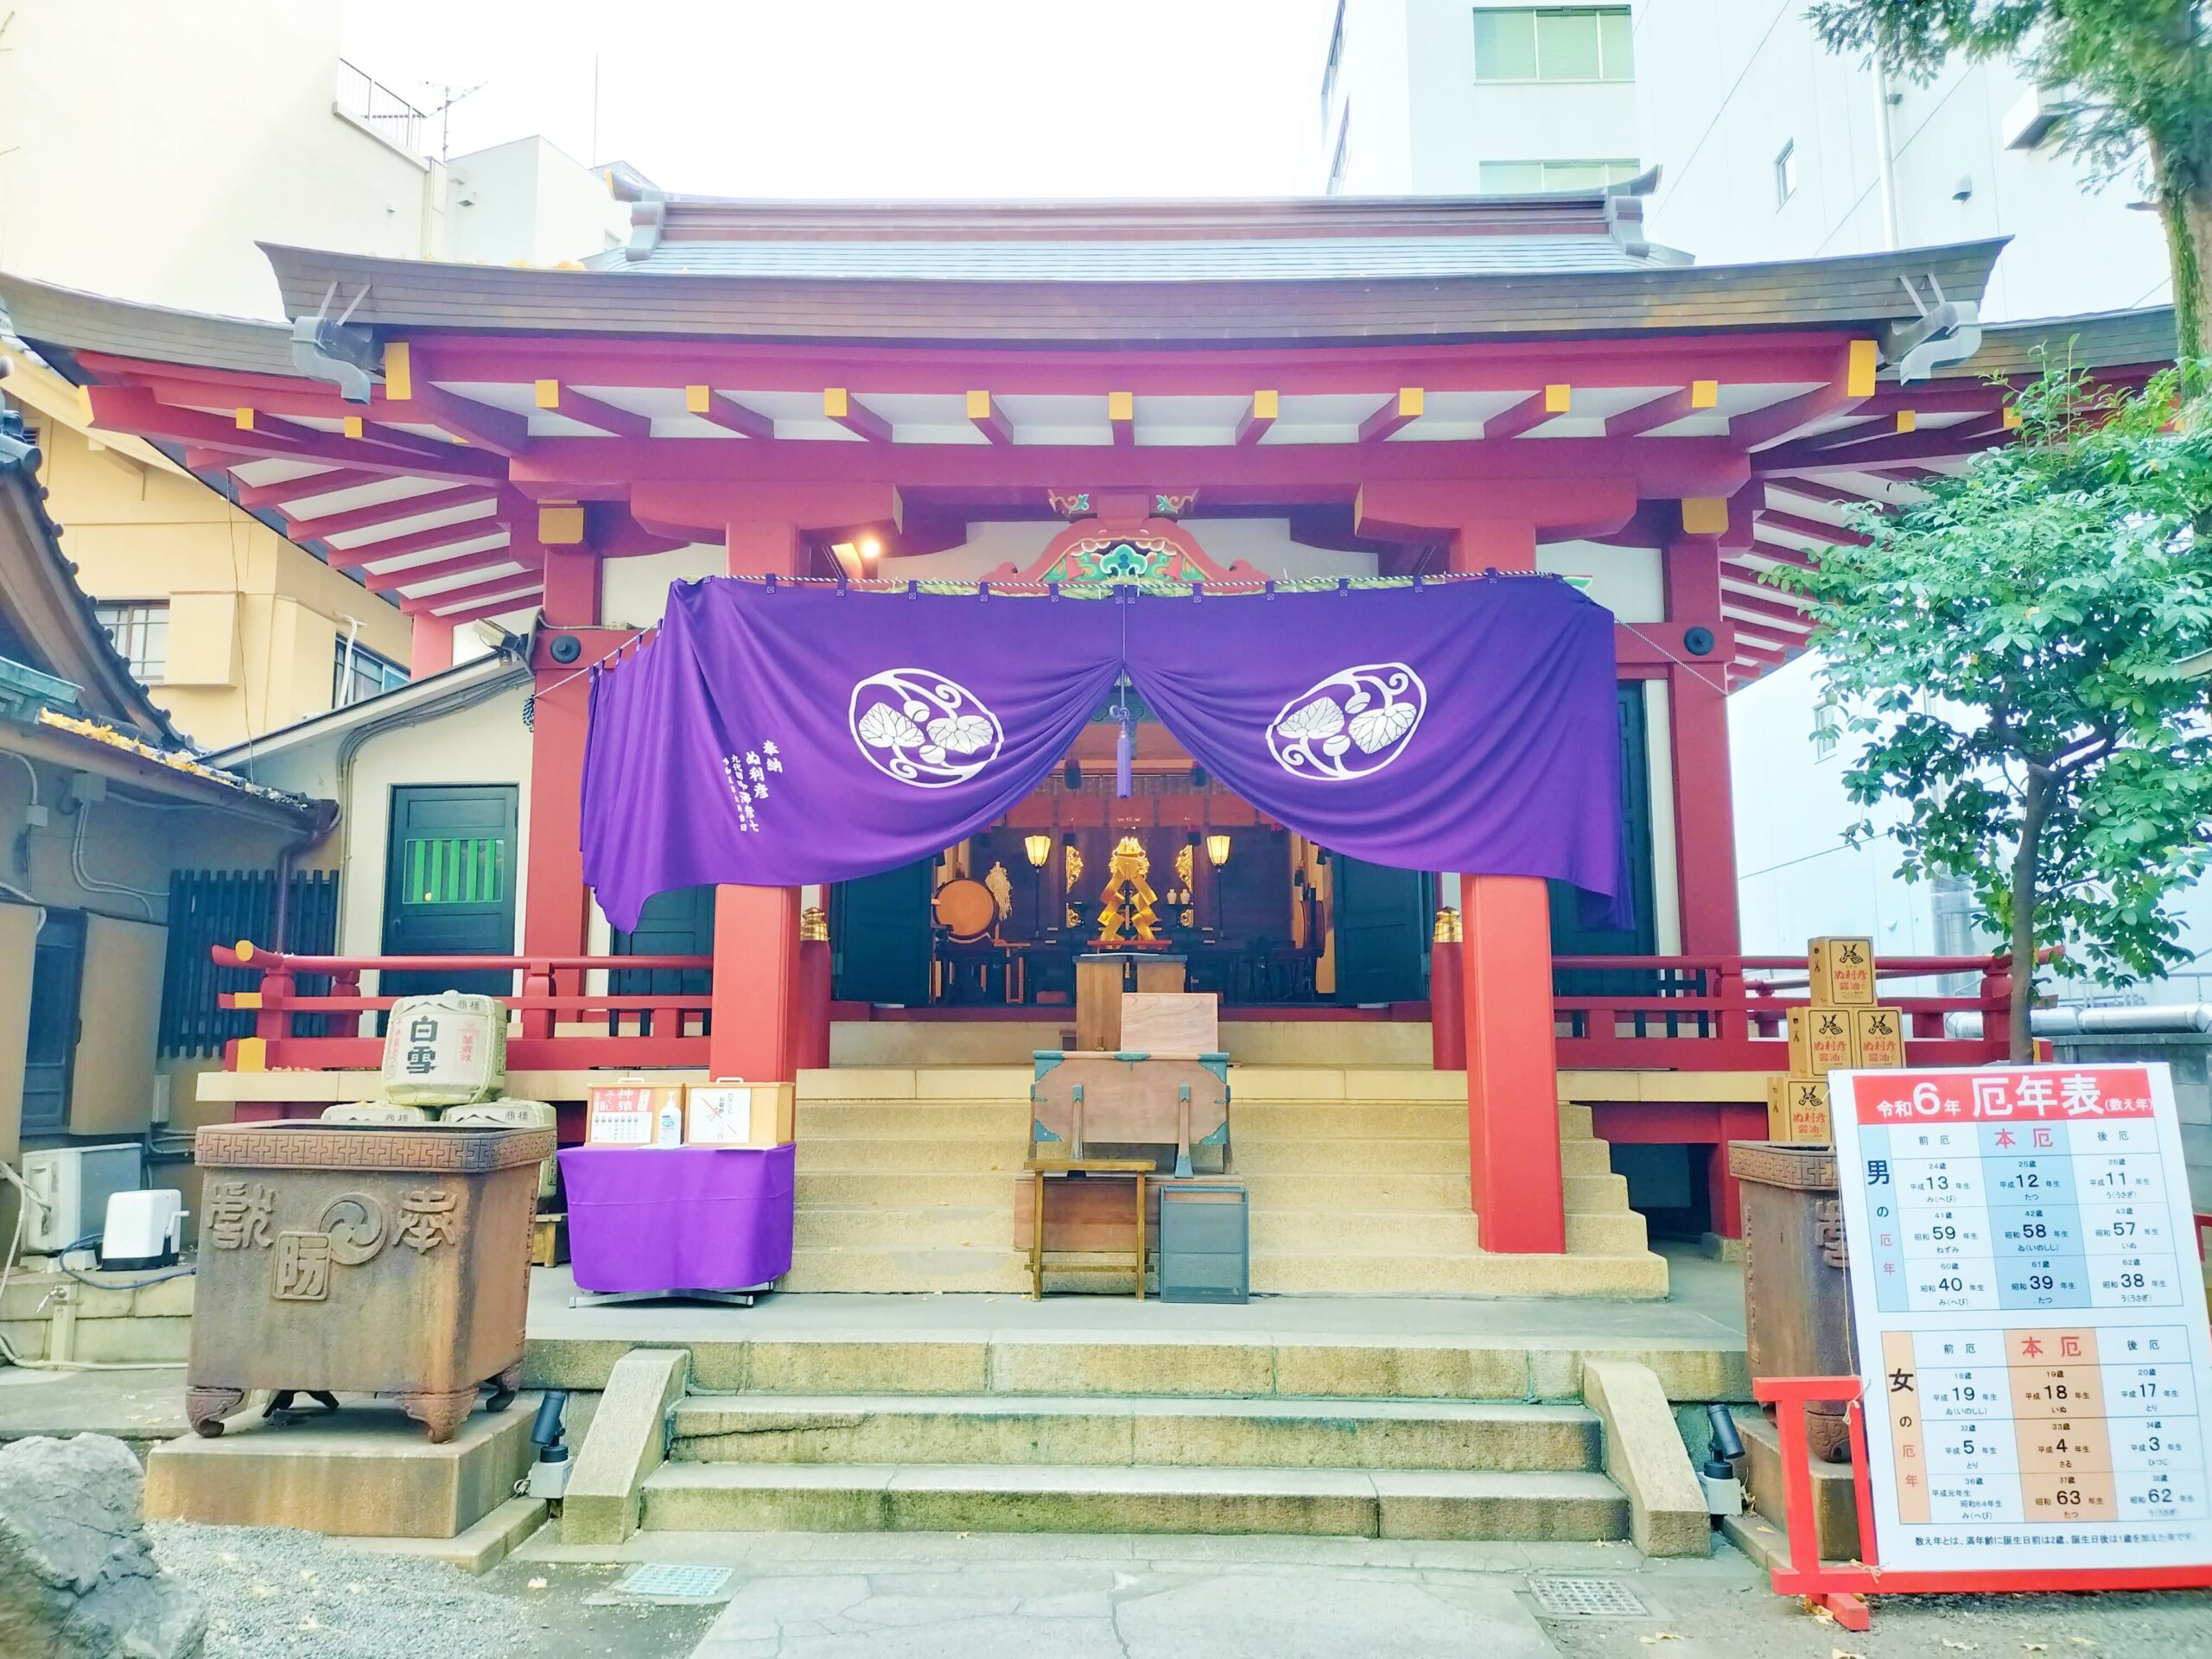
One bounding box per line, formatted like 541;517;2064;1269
380;785;519;1001
612;884;715;1034
1332;858;1433;1005
830;859;936;1006
1548;682;1659;992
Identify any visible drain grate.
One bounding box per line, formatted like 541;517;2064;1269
612;1563;734;1601
1527;1576;1649;1618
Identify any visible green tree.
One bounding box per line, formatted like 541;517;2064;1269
1808;0;2212;356
1768;365;2212;1058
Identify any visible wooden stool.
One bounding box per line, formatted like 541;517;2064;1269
1022;1156;1154;1300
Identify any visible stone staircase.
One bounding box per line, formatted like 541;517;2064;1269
634;1340;1635;1541
785;1062;1665;1298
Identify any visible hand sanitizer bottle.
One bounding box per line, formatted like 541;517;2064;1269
656;1096;683;1147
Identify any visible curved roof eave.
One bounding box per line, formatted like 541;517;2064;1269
249;237;2011;349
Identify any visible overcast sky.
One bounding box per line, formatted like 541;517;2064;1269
340;2;1334;198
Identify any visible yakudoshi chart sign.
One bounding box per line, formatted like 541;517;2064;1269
1830;1063;2212;1573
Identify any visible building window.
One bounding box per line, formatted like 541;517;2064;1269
1813;690;1841;762
1775;140;1799;207
333;638;408;709
1327;111;1351;195
1320;0;1347;112
1478;157;1641;193
1472;7;1634;83
95;601;168;683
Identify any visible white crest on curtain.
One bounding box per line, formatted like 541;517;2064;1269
1267;663;1427;781
849;668;1005;788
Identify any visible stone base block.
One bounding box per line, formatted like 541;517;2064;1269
145;1396;535;1540
1736;1406;1859;1560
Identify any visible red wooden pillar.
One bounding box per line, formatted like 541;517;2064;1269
521;540;600;1004
1446;519;1563;1249
409;612;455;679
1429;935;1465;1071
1460;874;1566;1252
710;518;805;1079
1663;533;1741;956
709;886;802;1081
1451;518;1536;574
792;938;834;1071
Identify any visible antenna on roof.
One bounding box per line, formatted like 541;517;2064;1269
421;80;489;163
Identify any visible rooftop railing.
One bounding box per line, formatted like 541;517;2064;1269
335;60;428;156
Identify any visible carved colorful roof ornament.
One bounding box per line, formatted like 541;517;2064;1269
989;489;1257;588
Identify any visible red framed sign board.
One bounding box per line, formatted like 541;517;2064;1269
1764;1062;2212;1627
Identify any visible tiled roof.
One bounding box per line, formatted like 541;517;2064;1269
587;232;1666;282
1935;304;2177;379
0;399;183;743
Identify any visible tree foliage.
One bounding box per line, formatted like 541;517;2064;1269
1808;0;2212;353
1767;363;2212;1057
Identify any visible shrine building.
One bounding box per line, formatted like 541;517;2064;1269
0;182;2170;1296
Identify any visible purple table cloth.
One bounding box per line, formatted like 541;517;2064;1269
558;1144;795;1294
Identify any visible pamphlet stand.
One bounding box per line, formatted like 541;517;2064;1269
1757;1374;2212;1630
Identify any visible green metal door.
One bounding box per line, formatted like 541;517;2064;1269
380;785;518;1001
830;859;936;1005
1332;857;1433;1005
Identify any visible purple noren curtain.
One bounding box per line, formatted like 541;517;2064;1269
582;577;1627;934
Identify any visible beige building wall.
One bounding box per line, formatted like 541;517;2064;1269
2;353;414;750
230;683;536;969
0;739;308;1234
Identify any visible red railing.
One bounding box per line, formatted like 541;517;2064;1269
1548;950;2034;1070
213;944;715;1071
211;943;2035;1076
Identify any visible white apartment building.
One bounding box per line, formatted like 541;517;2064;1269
1319;2;1643;195
0;0;629;321
0;0;631;745
1323;1;2202;1001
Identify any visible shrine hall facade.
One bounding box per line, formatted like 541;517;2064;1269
0;184;2171;1272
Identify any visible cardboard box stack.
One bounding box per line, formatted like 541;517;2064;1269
1765;936;1904;1144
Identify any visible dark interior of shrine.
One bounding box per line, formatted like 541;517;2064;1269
611;691;1658;1015
825;700;1439;1012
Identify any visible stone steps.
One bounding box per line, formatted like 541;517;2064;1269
782;1246;1033;1295
527;1330;1750;1404
1251;1247;1665;1297
789;1201;1630;1256
779;1061;1656;1299
794;1135;1031;1173
639;1460;1630;1541
667;1393;1603;1471
797;1171;1019;1208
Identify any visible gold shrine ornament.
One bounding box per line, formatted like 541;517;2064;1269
1094;835;1160;944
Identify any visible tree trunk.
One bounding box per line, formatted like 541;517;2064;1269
2007;766;2052;1064
2147;137;2212;363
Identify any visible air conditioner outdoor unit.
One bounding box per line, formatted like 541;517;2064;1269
19;1144;143;1255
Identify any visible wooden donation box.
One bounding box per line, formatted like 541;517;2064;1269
1075;951;1186;1052
186;1121;554;1443
1031;1047;1230;1179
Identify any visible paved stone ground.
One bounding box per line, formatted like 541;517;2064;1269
488;1529;2212;1658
